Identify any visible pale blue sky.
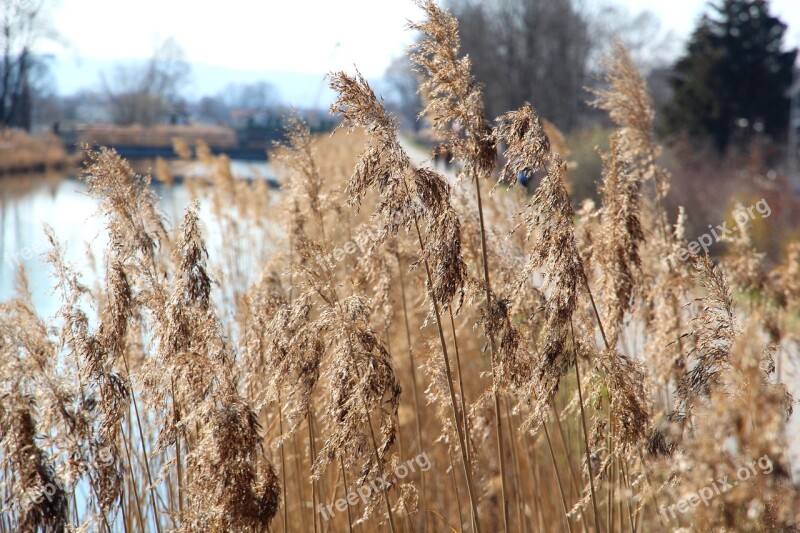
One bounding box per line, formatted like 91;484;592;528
43;0;800;76
39;0;800;106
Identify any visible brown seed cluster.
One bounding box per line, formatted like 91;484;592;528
1;2;799;532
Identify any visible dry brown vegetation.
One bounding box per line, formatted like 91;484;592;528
2;2;800;532
78;125;238;149
0;129;70;174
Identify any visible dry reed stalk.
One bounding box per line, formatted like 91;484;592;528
551;405;590;528
120;424;146;531
543;420;573;533
339;456;355;533
329;70;481;531
277;393;288;533
308;410;319;533
397;250;429;529
590;40;671;237
503;405;527;533
447;310;473;471
409;4;523;525
446;447;465;533
171;378;184;524
572;321;603;533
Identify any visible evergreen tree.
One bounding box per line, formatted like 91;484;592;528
665;0;797;152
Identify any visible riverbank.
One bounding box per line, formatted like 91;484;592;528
0;129;74;176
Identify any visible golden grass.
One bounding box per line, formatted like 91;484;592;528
1;3;799;533
0;129;71;174
79;124;237;149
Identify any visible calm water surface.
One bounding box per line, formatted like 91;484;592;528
0;160;274;317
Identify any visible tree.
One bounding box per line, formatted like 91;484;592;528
446;0;592;130
664;0;798;152
590;6;677;72
193;83;283;127
1;0;54;129
103;37;191;126
196;95;229;125
395;1;666;132
223;81;281;111
384;55;424;131
29;54;58;127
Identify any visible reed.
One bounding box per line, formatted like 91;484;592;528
1;2;799;532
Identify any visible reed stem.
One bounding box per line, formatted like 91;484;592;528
543;422;573;533
472;168;509;532
571;319;603;533
398;255;428;514
411;213;482;533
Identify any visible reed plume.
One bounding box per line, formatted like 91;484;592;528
596;132;645;347
409;0;495;180
722;202;767;293
168;204;280;532
590;40;671;233
330;70;467;310
329;68;482;529
770;242;800;312
674;255;737;424
0;391;68;532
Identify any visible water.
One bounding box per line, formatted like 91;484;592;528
0;162;279;529
0;160;275;317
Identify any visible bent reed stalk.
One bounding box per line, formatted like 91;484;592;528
1;2;800;533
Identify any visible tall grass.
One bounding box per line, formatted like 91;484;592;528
2;2;800;532
0;129;71;174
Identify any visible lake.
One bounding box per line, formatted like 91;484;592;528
0;160;275;317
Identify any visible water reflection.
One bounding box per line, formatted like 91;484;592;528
0;160;274;317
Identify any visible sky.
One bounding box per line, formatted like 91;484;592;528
46;0;421;76
42;0;800;104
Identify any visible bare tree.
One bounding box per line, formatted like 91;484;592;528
196;95;229;125
444;0;675;131
1;0;54;129
103;37;190;126
223;81;281;111
193;82;283;127
589;5;677;72
446;0;591;130
384;55;423;131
